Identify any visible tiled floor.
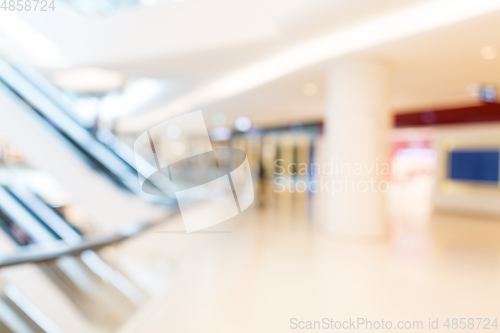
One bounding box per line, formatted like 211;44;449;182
118;177;500;332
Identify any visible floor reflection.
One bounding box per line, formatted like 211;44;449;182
119;176;500;333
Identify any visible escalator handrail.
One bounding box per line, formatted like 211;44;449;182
0;59;141;192
0;59;170;204
0;213;177;268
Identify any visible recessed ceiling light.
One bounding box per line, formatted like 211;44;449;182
303;83;318;97
480;46;497;60
170;142;186;156
166;124;182;139
209;127;232;141
234;116;252;132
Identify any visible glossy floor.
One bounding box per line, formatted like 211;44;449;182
118;176;500;333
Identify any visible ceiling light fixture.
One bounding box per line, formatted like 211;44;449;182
52;67;125;93
234;116;252;132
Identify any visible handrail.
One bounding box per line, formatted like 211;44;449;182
0;214;176;268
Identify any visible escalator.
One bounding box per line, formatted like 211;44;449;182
0;58;169;231
0;58;162;202
0;58;184;331
0;184;146;332
0;284;61;333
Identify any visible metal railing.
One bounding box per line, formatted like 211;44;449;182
0;215;173;268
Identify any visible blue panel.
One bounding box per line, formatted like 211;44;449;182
448;149;499;183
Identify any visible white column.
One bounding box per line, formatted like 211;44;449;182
323;60;391;236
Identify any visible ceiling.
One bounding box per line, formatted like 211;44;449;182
3;0;500;131
196;8;500;129
13;0;429;70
